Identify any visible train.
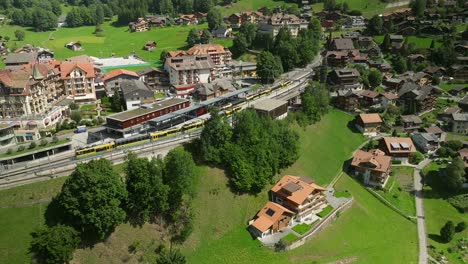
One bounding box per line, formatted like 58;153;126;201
75;80;295;159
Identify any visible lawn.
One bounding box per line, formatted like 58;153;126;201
375;166;416;216
317;205;333;218
446;132;468;142
80;104;97;111
439;83;467;92
334;190;352;198
292;223;312;235
284;109;366;186
374;35;442;49
0;18;206;69
220;0;295;16
282;233;299;243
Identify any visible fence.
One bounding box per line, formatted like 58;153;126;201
365;187;416;222
285;197;354;250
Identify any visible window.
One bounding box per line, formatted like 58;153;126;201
275;197;283;204
265;208;275;217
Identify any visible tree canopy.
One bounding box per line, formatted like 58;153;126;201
256;51;283;84
30;225;80;264
54;159;127;241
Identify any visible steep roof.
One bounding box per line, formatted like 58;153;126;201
250;201;293;232
351;149;391;173
332;38;355;50
382;137;417;154
5;53;37;64
271;175;326;205
120;79;154;99
102;69;139;81
187;43;230;55
358;113;383;124
59;62;95;80
401;115;423;124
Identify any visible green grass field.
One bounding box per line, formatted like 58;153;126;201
446;132;468;142
375;166;416;216
220;0;295;16
284;109;366;185
292;223;312;235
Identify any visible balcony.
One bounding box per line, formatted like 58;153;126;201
0;133;14;142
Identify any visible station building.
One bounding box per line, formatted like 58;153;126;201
253;98;288;120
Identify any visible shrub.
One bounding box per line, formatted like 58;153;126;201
448;194;468;213
392;160;402;165
409;152;424;165
69;102;79;110
29;142;37;149
17;145;25;152
455;221;466;232
40;139;48;146
6;148;12;155
274;239;287;252
52;136;58;143
440;221;455;243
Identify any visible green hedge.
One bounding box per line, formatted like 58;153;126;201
317;205;333;218
392;160;402;165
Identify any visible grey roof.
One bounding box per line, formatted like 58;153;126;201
120;79;154;99
5;53;37;64
459;95;468;105
424;126;443;134
398;83;435;101
335;68;360;78
401;115;423;124
452;113;468;122
333;38;355;50
282;182;302;193
195;79;235;96
136;67;165;76
166;55;214;71
390;34;404;40
107;98;188;122
253;98;288;112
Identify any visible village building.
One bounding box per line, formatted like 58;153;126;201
137;68;170;93
4;53;38;71
59;62;96;102
397;83;438;114
458;148;468;168
253;98;289;120
355;113;383;136
401;114;423;131
380;137;417;161
334;90;360;112
193;79;236;101
411;132;440;153
380;92;399;107
389;35;404;49
359;90;381;107
102;69;140;92
119;79;155;111
351;149;392;187
65;42;82;51
143;41;157;51
248;201;294;238
451;113;468;134
270;175;327;222
129;18;150;32
259;13;308;38
331;38;355;51
328;68;362;91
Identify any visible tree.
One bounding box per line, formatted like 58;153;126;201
200;108;232;165
163;148;196;217
207;6;223;31
324;0;336;11
276;40;299;72
94;4;105;25
160;0;175;16
111;88;122;112
368;68;382;88
256;51;283;84
55;159;127;241
367;15;383;35
30;225;80;264
446;140;463;151
440;221;455;243
125;153;169;225
193;0;212;13
393;56;407;74
14;30;25;41
456;221;466;232
200;29;212;44
300;82;330;125
4;36;10;42
411;0;427;17
381;33;391;51
342;2;349;13
239;22;257;47
70;110;82;124
186;28;200;47
231;33;249;58
157;248;186;264
444;157;465;191
409;152;424;165
32;8;57;31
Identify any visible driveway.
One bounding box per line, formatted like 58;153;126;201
414;158;432;264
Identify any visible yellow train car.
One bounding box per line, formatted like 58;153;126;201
221;103;232;110
75;142;115;158
246;94;255;101
151;127;181;140
182;120;205;132
259;88;271;96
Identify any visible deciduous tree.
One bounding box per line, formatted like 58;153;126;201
256;51;283;84
30;225;80;264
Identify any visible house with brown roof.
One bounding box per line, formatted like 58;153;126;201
328;68;362;91
65;42;82;51
331;38;355;51
259;13;308;38
381;92;399;107
355;113;383;136
359;90;381;107
129;18;150;32
248;201;294;238
102;69;140;92
334;90;360;112
59;62;97;102
380;137;416;161
270;175;327;222
401;114;423;131
143;41;157;51
137;68;169;93
351;149;392;187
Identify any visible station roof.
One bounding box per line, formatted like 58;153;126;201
253;98;288;112
106;98;188;122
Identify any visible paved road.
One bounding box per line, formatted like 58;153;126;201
414;159;432;264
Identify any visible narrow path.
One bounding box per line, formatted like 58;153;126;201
414;159;431;264
385;0;410;8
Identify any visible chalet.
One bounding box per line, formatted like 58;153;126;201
331;38;355;51
449;85;468;96
145;15;167;27
178;14;198;25
355;113;383;136
37;49;54;63
137;68;169;93
357;36;373;49
321;20;335;30
380;137;416;162
259;13;308;38
212;27;233;38
119;79;155;111
65;42;82;51
334;90;360;112
4;53;38;70
411;132;440;153
343;16;366;28
325;50;366;68
423;66;447;77
408;54;426;63
193;79;236;101
451;113;468;134
270;175;327;222
367;61;391;72
389;35;404;49
399;26;417;36
315;11;345;21
381;92;399;107
397;83;438;113
452;65;468;80
458;95;468;112
328;68;361;91
359;90;381;107
342;31;361;40
401;114;423;131
249;201;294;238
143;41;157;51
439;106;461;122
226;13;243;26
454;44;468;56
456;57;468;65
423;126;444;139
102;69;140;92
351;149;392;187
129;18;149;32
367;46;382;58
